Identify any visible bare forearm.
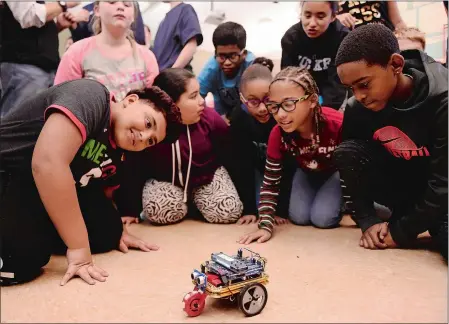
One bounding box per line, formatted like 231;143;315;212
387;2;406;30
33;162;90;250
172;39;197;69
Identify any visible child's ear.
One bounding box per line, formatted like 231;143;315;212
309;93;319;109
241;49;247;62
390;53;405;75
94;3;100;17
122;94;139;108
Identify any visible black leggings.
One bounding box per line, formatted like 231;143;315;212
333;140;447;260
0;169;123;277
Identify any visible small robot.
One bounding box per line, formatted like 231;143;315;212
182;248;269;317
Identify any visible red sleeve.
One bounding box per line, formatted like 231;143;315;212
266;125;284;160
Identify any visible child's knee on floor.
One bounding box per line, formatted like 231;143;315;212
310;211;341;229
142;179;188;225
199;194;243;224
288;208;312;226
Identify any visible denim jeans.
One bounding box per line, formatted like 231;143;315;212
0;63;55;118
289;168;342;228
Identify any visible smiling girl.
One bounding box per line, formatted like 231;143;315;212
54;1;159;101
117;68;243;226
281;1;349;110
238;67;343;244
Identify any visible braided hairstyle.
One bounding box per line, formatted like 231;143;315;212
126;87;182;144
270;66;324;151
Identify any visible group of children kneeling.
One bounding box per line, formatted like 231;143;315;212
0;22;447;287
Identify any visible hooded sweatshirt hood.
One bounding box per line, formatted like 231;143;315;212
397;49;448;111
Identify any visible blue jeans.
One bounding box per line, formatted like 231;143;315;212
289;168;342;228
0;63;55;118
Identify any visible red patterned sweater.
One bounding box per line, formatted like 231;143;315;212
258;107;343;233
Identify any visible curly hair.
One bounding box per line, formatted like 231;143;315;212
335;24;400;67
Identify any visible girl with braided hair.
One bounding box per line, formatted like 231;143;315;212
238;66;343;244
0;79;182;286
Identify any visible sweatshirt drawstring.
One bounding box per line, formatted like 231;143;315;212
184;125;192;203
171;144;175;186
171;125;193;203
175;140;184;186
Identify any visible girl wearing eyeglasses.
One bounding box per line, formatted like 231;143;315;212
238;66;343;244
229;61;295;226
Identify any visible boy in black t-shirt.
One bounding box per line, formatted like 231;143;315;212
333;24;448;260
0;79;182;286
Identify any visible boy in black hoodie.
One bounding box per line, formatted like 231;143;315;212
281;1;349;110
333;24;448;260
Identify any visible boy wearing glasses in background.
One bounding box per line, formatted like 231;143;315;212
198;22;255;124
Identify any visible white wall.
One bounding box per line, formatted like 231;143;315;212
141;1;300;60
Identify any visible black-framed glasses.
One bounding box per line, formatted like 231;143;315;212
215;50;245;63
240;93;268;109
265;94;310;114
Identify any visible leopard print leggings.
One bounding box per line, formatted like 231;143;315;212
142;167;243;224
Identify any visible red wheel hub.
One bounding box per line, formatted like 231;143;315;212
182;291;207;317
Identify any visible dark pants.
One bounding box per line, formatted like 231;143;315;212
0;169;123;281
333;140;448;259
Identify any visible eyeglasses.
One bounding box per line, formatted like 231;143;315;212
265;94;310;114
215;50;245;63
240;94;268;109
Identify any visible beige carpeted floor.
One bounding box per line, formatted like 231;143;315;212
1;217;447;323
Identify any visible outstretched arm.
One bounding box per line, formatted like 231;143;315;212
32;112;107;286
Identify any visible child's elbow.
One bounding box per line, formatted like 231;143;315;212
31;153;58;178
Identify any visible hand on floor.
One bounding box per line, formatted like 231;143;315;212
119;230;159;253
382;229;398;248
122;216;139;226
238;229;272;245
60;247;108;286
237;215;257;225
274;215;290;225
360;222;389;249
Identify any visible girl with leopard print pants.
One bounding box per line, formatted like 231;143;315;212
115;69;243;225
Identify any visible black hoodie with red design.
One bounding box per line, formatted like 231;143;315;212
341;49;448;246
